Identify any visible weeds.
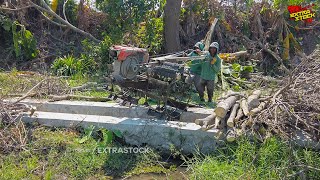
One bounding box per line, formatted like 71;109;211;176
51;55;97;77
186;137;320;180
0;122;176;179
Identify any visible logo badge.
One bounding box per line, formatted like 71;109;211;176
288;4;316;23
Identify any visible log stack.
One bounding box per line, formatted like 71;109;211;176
194;47;320;147
195;90;268;142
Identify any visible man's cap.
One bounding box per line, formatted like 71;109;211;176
209;42;219;50
194;41;205;51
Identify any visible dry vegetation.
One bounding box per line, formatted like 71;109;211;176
196;46;320;147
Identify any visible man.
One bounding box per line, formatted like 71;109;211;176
196;42;221;102
187;41;205;94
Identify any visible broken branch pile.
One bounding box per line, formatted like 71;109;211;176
195;46;320;144
254;46;320;142
195;89;265;142
0;100;35;153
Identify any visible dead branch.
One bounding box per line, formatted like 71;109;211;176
13;78;48;104
1;0;100;42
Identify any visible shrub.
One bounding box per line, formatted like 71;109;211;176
81;36;113;73
0;16;39;61
51;55;96;76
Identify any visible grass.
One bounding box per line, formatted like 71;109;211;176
0;71;111;100
0;126;109;179
0;71;43;96
1;70;227;109
3;70;319;179
0;125;179;179
74;90;110;98
186;137;320;180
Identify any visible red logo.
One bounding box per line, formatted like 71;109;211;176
288;4;315;23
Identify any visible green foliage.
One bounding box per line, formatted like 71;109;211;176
0;127;107;179
220;63;254;91
135;17;164;54
230;63;254;78
187;137;320;180
182;0;211;23
77;125;123;148
0;17;38;61
99;128;113;146
81;36;113;73
64;0;78;25
96;0;149;41
272;0;311;9
78;125;95;144
0;71;44;96
0;126;144;179
51;54;97;76
12;22;39;60
96;0;164;53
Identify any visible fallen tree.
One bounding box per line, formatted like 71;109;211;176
0;0;101;43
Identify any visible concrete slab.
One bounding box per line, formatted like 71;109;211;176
16;99;213;122
22;111;219;154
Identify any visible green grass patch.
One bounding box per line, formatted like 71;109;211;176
0;125;179;179
65;73;90;88
0;71;42;96
74;90;110;98
186;137;320;180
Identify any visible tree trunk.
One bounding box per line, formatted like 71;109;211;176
240;99;249;116
195;113;216;126
227;103;239;127
77;0;85;29
226;128;236;142
214;96;238;118
235;107;244;121
204;18;218;51
164;0;182;53
186;10;196;37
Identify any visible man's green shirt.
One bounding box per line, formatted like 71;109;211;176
200;52;221;81
188;51;202;75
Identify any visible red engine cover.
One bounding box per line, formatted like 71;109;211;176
111;45;149;62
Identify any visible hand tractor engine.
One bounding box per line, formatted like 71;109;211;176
107;45;195;118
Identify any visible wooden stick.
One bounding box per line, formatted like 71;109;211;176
240;99;249;116
218;91;245;101
214;116;223;129
227;103;239;128
71;82;98;91
215;113;227;131
201;124;215;131
195;113;216;126
13;78;48;104
235;107;244;122
249;102;266;116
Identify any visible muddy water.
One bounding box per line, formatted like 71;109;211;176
118;167;189;180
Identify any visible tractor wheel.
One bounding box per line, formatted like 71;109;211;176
120;55;141;79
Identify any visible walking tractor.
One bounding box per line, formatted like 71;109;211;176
106;45;207;120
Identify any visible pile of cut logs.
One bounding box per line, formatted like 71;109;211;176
195;90;269;142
